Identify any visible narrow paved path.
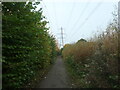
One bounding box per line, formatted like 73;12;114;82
37;56;71;88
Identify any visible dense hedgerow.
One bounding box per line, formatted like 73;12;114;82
62;10;119;88
2;2;57;88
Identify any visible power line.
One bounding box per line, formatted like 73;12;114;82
64;0;76;28
71;1;103;40
57;27;65;48
42;1;64;47
52;0;59;29
61;27;64;47
51;1;63;47
41;1;54;32
69;0;90;37
58;1;90;44
63;0;76;44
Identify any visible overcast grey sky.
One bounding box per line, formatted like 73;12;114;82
37;0;119;48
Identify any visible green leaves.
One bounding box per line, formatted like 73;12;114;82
2;2;57;88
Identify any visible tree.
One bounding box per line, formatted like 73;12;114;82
77;38;87;43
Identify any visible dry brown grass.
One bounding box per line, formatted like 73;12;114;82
62;41;96;62
62;22;119;88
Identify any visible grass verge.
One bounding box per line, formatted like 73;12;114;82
64;57;89;88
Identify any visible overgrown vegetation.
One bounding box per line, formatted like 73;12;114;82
2;2;58;88
62;9;119;88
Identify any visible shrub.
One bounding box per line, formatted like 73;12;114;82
62;12;119;88
2;2;57;88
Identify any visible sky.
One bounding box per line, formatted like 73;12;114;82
36;0;119;48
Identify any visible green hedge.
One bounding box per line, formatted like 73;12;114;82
2;2;57;88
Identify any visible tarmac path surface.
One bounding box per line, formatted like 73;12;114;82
37;56;71;88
